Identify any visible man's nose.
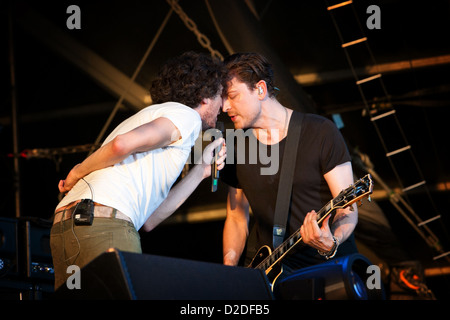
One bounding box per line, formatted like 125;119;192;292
222;99;230;112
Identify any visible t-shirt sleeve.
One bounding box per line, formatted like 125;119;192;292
319;119;352;174
159;105;201;147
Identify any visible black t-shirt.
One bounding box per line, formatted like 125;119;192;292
221;112;357;271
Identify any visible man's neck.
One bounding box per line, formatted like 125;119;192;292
253;100;291;145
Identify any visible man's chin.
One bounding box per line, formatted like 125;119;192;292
232;123;243;130
202;123;214;130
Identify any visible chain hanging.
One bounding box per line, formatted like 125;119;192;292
166;0;224;60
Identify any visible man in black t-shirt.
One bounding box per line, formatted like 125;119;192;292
220;53;358;279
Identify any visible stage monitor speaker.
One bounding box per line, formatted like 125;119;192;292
56;249;274;300
0;218;19;277
20;218;53;281
274;253;385;300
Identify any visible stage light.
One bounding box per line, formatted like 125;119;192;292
274;253;385;300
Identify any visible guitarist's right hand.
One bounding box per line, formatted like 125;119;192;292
300;210;335;253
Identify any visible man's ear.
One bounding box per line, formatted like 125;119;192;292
256;80;267;99
193;98;208;113
200;97;210;106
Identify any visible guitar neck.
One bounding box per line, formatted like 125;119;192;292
254;200;335;271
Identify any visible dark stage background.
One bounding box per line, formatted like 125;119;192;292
1;0;450;300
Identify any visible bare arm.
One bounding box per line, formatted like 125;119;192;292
59;117;180;193
324;161;358;243
142;138;226;232
300;161;358;252
223;186;250;266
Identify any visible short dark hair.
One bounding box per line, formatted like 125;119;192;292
224;52;277;97
150;51;228;108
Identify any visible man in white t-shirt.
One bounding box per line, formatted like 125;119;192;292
50;52;228;289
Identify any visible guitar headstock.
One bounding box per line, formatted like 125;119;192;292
333;174;374;209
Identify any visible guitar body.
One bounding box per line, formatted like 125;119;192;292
247;245;271;268
247;245;282;286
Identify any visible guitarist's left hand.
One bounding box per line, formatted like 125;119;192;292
300;211;336;253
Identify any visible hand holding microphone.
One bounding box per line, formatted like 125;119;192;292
203;123;226;192
211;121;225;192
211;135;222;192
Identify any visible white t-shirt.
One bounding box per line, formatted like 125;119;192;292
55;102;201;230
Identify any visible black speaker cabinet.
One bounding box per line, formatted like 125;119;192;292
20;218;53;280
56;249;273;300
0;217;53;299
0;218;19;277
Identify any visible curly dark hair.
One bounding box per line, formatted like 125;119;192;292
150;51;228;108
224;52;277;98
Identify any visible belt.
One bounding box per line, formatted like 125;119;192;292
53;202;132;225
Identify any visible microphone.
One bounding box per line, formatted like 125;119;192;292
211;121;224;192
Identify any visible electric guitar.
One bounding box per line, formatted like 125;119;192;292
248;174;374;288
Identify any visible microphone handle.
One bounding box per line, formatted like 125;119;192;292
211;137;222;192
211;122;224;192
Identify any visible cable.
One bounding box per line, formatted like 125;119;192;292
62;178;95;266
82;177;94;200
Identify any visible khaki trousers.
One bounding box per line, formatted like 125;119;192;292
50;217;141;290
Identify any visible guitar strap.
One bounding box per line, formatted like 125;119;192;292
273;111;304;248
